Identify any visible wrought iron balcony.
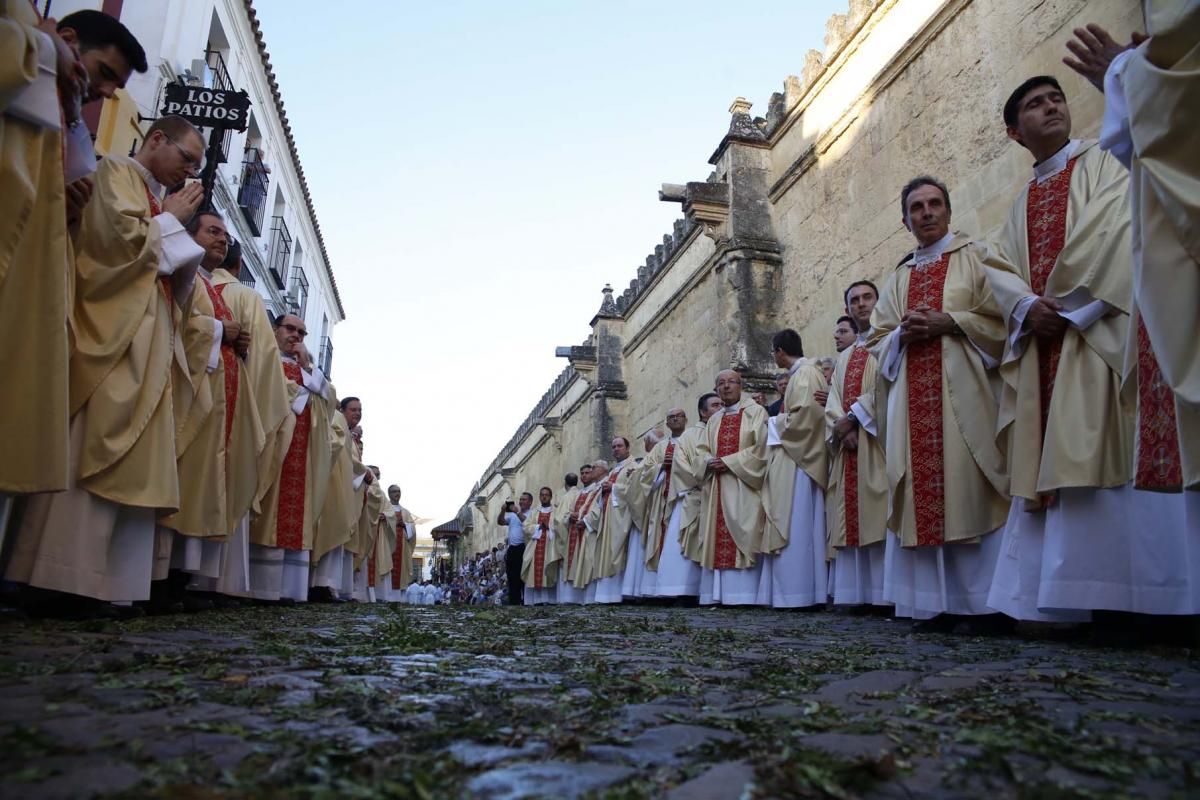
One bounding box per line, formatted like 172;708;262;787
289;267;309;320
239;268;256;289
204;50;234;162
318;336;333;377
237;147;269;237
266;216;291;291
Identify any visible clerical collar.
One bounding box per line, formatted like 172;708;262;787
856;327;873;344
614;459;628;470
198;265;213;281
908;231;955;267
127;157;164;201
724;401;739;411
538;505;553;512
787;358;803;376
1033;139;1080;184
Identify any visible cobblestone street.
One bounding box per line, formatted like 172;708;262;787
0;605;1197;799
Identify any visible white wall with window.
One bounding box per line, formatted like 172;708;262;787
54;0;345;373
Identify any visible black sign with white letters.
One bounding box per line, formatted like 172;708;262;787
161;84;250;131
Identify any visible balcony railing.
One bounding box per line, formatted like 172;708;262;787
289;267;309;320
239;268;256;289
237;147;269;237
318;336;333;377
204;50;234;162
266;216;291;291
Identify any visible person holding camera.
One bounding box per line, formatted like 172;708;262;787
497;492;533;605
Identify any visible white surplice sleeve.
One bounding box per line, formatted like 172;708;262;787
206;319;223;373
1099;49;1135;170
154;213;205;276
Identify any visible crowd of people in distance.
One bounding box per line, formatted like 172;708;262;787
0;8;422;618
487;17;1200;644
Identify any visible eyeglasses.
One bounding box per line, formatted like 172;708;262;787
279;322;308;337
164;135;204;175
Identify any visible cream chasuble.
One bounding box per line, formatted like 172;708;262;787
570;483;602;587
521;505;562;589
867;234;1009;547
354;478;387;571
391;504;416;592
673;422;709;564
69;155;203;510
825;343;888;550
987;141;1134;503
697;397;768;570
587;460;639;581
762;360;829;554
1101;13;1200;489
640;438;676;571
312;409;359;562
209;269;293;508
161;274;265;537
0;0;70;493
368;490;397;588
555;486;583;581
250;357;334;550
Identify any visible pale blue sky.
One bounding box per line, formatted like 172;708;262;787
252;0;846;529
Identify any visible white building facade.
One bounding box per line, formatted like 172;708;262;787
55;0;345;372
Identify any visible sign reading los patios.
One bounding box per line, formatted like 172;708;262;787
161;83;250;131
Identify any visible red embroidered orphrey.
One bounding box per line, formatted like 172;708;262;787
568;489;590;570
657;441;676;560
391;514;406;590
905;254;951;546
208;281;239;448
1025;158;1078;447
275;360;311;551
711;410;743;569
841;347;871;547
532;511;551;589
1135;317;1183;491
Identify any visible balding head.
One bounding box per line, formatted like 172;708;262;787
665;407;687;436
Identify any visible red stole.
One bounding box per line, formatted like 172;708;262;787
568;489;590;571
276;360;310;550
392;510;406;590
532;510;551;589
905;254;950;546
711;410;742;569
205;279;239;448
657;442;676;560
841;347;871;547
1135;319;1183;491
1025;158;1078;445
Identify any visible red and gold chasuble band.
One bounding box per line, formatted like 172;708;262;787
532;511;551;589
841;347;870;547
568;490;590;569
207;281;239;448
657;442;676;559
1025;158;1078;447
905;254;950;547
391;515;406;590
711;410;742;570
276;360;311;551
1135;318;1183;491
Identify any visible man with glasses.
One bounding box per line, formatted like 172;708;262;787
6;115;207;617
247;313;336;603
641;408;702;601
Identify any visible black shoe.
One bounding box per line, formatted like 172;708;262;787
308;586;337;604
911;614;958;633
182;593;215;613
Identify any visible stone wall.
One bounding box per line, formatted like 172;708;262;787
460;0;1139;554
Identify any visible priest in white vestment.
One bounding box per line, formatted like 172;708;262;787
826;282;890;607
555;470;588;604
641;409;703;599
584;441;639;604
698;371;771;606
6;118;207;608
522;487;561;605
867;177;1011;629
761;330;830;609
623;431;660;598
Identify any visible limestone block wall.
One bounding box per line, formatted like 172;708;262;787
459;0;1140;552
